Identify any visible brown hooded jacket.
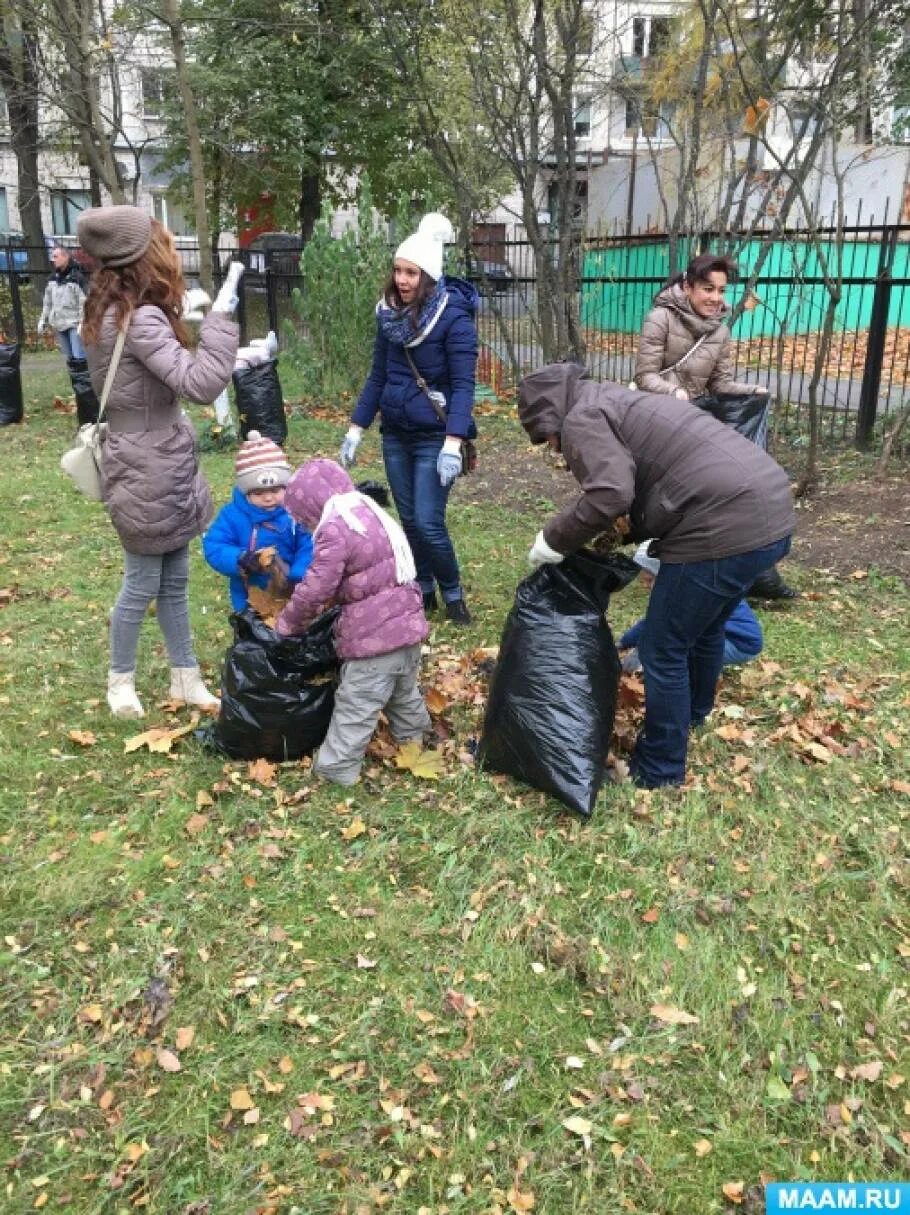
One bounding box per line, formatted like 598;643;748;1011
518;364;794;562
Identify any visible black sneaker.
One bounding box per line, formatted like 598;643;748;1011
422;590;439;613
445;596;472;625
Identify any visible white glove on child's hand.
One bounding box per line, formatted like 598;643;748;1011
182;286;212;321
339;425;363;468
437;437;463;487
673;387;689;400
528;530;564;569
212;261;245;313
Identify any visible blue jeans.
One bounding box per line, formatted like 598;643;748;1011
56;328;86;361
381;430;462;602
631;535;791;788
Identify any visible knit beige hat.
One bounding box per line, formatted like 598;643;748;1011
77;205;152;268
235;430;292;495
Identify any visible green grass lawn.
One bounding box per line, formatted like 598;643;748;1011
1;357;908;1214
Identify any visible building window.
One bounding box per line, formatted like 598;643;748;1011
625;96;672;139
893;105;910;144
577;8;595;56
0;187;9;233
151;192;195;237
51;189;91;236
631;14;671;58
574;94;592;139
141;68;171;119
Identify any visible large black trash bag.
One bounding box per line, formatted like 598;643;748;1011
206;606;339;761
233;357;287;444
477;550;639;817
694;391;770;449
66;357;100;426
0;343;23;426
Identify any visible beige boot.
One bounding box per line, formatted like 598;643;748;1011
107;670;144;719
169;666;220;712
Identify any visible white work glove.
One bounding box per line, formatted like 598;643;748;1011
182;286;212;321
212;261;245;314
437;437;463;488
528;530;564;569
37;319;46;336
673;387;689;400
339;425;363;468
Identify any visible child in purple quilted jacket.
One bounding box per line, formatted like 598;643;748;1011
276;458;431;785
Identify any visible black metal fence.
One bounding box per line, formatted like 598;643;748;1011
5;221;909;444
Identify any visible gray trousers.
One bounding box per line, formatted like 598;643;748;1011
110;546;196;673
314;643;432;786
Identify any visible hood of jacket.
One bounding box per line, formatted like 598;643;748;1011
651;281;728;338
284;458;354;531
517;362;587;443
442;275;480;318
228;485;289;524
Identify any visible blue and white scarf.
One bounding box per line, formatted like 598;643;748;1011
377;281;448;348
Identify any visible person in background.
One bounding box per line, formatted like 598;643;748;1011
276;458;431;786
339;212;477;625
38;245;88;361
78;204;243;718
203;430;314;611
619;541;763;674
518;363;794;789
634;252;796;601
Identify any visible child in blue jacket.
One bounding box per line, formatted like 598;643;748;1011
620;542;763;673
203;430;314;611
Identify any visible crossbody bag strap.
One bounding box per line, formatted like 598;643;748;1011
663;330;709;376
95;327;128;430
403;345;449;427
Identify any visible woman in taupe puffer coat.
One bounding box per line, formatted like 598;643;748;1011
78;206;243;719
634;253;796;600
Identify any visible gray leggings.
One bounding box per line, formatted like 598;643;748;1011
110;546;196;673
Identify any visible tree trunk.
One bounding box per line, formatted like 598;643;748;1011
298;164;322;242
164;0;213;292
0;19;49;306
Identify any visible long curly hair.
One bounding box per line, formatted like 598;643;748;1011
81;218;189;347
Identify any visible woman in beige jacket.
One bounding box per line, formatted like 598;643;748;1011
634;253;796;600
78;206;243;718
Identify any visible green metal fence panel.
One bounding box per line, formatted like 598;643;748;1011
581;237;910;337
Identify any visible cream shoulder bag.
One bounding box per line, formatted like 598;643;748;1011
60;328;127;500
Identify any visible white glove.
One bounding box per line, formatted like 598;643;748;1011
339;425;363;468
212;261;245;313
37;319;46;336
673;387;689;400
528;530;564;569
437;437;463;487
182;287;212;321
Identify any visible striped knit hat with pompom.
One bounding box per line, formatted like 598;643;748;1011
235;430;292;495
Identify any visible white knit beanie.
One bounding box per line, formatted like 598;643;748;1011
394;212;454;281
235;430;291;495
633;540;661;577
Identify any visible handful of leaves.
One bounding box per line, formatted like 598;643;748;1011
245;545;292;627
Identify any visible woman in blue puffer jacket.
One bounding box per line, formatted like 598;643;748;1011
339;212;478;625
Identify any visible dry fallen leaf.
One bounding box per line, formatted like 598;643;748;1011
650;1003;700;1026
175;1026;195;1051
722;1180;744;1203
156;1048;181;1073
394;741;444;780
248;758;278;786
562;1115;593;1136
68;729;97;747
694;1138;713;1157
184;812;209;837
341;817;367;841
851;1060;883;1082
124;719;196;754
230;1088;255;1111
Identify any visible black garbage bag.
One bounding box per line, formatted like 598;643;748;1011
206;606;339;761
233;358;287;444
477;550;639;817
67;357;100;426
694;391;770;449
0;343;23;426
